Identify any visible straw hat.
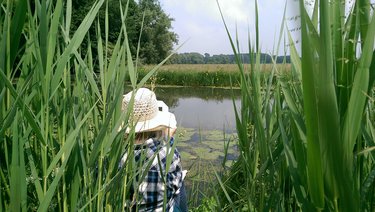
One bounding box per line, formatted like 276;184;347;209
120;88;177;133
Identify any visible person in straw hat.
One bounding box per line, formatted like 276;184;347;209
119;88;187;212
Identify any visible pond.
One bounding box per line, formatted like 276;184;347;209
153;86;241;166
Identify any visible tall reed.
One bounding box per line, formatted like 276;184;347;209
0;0;173;211
214;0;375;211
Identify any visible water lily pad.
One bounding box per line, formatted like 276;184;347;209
176;141;190;147
205;129;227;141
175;127;196;142
203;142;236;155
180;151;197;160
193;147;225;160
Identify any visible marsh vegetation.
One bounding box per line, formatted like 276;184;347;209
1;0;375;211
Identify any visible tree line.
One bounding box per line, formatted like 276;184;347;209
167;52;291;64
71;1;290;65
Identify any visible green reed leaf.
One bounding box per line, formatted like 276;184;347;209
343;7;375;157
0;69;45;145
10;114;27;212
46;102;97;176
299;1;324;208
50;0;104;94
8;0;27;68
39;103;96;211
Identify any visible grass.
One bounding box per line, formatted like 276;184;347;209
208;0;375;211
0;0;172;211
143;63;282;72
138;64;290;87
1;0;375;211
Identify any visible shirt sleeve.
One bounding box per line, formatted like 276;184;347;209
166;148;183;199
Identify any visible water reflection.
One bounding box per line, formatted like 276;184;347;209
154;86;241;131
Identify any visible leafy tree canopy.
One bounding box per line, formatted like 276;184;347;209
71;0;178;64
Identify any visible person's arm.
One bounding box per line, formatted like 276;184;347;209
165;127;176;138
164;127;177;145
165;149;183;199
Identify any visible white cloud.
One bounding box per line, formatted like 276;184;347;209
162;0;255;24
160;0;289;54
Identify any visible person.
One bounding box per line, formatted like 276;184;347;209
119;88;188;212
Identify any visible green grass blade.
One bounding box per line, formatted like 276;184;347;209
8;0;27;68
0;69;46;145
343;8;375;149
45;0;63;93
65;0;72;34
24;139;44;202
73;50;101;100
105;32;123;91
9;114;27;212
50;0;104;94
0;1;9;72
88;94;122;167
137;51;176;88
359;0;371;49
278;113;313;210
0;75;31;136
39;0;48;72
46;101;97;176
212;164;235;210
39;103;96;211
299;1;324;208
318;0;342;202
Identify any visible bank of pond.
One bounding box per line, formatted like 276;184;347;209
137;64;290;87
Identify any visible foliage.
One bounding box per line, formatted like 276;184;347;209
71;0;177;64
139;65;243;87
137;0;178;64
168;52;291;64
0;0;172;211
137;64;289;87
212;0;375;211
190;197;218;212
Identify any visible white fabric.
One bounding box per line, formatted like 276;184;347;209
120;88;177;133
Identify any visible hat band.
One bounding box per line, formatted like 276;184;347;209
132;105;158;123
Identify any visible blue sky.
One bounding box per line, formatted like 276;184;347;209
159;0;299;55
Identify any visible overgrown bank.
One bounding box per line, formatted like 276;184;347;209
138;64;290;87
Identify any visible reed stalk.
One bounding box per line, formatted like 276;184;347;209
213;0;375;211
0;0;172;211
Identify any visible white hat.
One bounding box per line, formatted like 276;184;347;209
120;88;177;133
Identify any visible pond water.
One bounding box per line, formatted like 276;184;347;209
154;86;242;203
153;86;241;165
155;86;241;131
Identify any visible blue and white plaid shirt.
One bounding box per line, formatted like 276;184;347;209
120;138;183;212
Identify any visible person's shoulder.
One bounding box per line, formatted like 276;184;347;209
145;138;166;151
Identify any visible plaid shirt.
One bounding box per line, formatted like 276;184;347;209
121;138;183;212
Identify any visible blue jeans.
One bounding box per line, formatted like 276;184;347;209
174;182;188;212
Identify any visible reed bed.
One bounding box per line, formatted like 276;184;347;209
139;64;290;87
142;64;281;73
210;0;375;211
1;0;375;211
0;0;175;211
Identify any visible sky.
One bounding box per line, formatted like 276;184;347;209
159;0;301;55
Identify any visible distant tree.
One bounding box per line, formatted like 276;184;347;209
188;53;204;64
137;0;178;64
71;0;177;64
167;52;287;64
204;53;210;63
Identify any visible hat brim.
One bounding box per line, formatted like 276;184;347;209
125;111;177;133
